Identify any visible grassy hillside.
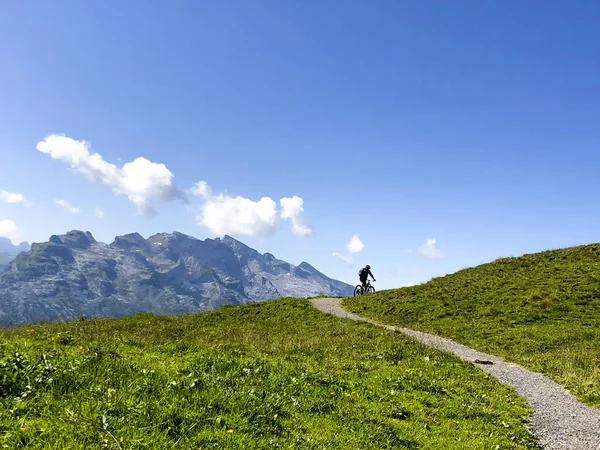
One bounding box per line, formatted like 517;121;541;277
0;298;538;449
344;243;600;409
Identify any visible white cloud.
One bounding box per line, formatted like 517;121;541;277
0;219;21;241
94;208;104;219
280;196;304;219
332;234;363;266
0;190;31;207
407;249;413;254
37;134;181;216
190;182;314;238
56;199;80;215
332;252;353;266
418;238;444;259
290;222;313;237
190;181;211;198
280;196;314;237
191;181;279;236
347;234;364;253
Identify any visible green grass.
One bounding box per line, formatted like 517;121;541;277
344;243;600;409
0;298;538;449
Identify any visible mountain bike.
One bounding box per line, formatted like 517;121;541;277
354;280;375;296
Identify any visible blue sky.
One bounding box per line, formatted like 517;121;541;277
1;0;599;288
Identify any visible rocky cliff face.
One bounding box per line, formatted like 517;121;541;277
0;230;352;326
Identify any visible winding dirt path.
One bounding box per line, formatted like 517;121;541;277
310;297;600;450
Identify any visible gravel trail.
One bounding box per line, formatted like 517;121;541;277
310;297;600;450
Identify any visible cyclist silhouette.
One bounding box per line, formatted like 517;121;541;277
358;265;375;294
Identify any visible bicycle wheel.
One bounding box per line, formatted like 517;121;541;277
354;285;363;296
367;285;375;294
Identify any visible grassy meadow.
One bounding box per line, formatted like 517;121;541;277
0;298;538;449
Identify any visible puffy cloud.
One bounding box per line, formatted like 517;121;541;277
418;238;444;259
347;234;364;253
94;208;104;219
37;134;180;216
0;219;21;241
190;181;210;198
280;196;304;219
332;234;364;266
289;221;313;238
280;196;314;238
332;252;353;266
0;190;31;207
56;199;80;215
191;181;279;237
190;182;313;238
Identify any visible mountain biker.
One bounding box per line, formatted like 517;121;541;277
359;265;375;294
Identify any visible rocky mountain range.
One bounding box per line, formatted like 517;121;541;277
0;237;30;268
0;230;353;326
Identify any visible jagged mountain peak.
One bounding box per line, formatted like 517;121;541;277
219;234;246;246
298;261;327;278
0;240;30;269
50;230;96;249
0;236;29;267
0;236;31;254
172;230;197;239
110;232;148;251
121;232;146;241
217;234;258;255
146;231;199;244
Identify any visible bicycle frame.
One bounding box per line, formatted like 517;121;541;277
354;280;375;296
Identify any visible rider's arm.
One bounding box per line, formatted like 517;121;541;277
368;269;375;280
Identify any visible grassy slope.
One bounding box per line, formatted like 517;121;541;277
344;243;600;409
0;298;538;449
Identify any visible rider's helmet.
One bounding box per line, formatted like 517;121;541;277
366;265;371;269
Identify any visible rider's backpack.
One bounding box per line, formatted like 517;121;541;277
358;268;366;278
